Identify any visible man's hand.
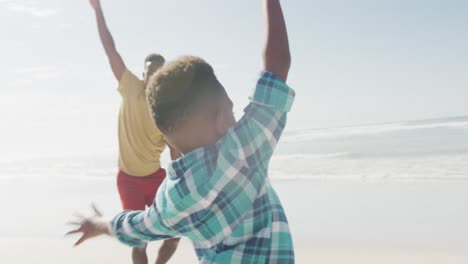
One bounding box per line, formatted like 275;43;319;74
66;204;111;247
89;0;101;10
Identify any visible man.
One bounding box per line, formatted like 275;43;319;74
70;0;294;262
88;1;180;263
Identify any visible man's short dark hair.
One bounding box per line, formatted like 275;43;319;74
145;53;165;65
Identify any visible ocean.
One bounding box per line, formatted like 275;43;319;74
0;115;467;241
272;115;468;182
2;116;466;183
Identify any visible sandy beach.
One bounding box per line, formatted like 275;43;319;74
2;238;468;264
1;179;468;263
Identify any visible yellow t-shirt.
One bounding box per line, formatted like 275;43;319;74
117;70;166;176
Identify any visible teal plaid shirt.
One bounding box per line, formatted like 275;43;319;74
111;71;296;263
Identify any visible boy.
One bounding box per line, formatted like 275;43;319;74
88;0;180;263
69;0;294;262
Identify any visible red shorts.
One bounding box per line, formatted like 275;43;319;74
117;169;166;210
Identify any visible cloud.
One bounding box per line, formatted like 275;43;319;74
2;1;59;17
213;63;231;70
31;23;41;30
7;66;64;89
58;23;73;30
7;79;34;88
15;66;64;81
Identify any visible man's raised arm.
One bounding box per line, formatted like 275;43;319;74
262;0;291;82
90;0;126;81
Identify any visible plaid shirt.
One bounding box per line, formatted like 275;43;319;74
111;71;296;263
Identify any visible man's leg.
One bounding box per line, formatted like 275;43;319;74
133;244;149;264
142;169;180;264
155;238;180;264
117;171;149;264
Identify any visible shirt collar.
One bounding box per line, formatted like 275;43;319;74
168;145;209;180
167;130;229;180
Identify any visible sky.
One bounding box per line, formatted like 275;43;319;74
0;0;467;159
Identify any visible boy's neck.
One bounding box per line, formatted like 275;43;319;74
171;129;220;156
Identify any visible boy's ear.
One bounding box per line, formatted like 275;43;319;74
215;111;228;137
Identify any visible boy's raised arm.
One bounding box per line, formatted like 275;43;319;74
262;0;291;82
90;0;127;81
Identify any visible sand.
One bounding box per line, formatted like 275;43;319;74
1;180;468;263
1;238;468;264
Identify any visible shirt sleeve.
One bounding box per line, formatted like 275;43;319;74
250;71;295;112
110;200;178;247
231;70;295;169
117;70;145;97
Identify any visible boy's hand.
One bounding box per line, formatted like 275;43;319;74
66;204;111;247
262;0;291;81
89;0;101;10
